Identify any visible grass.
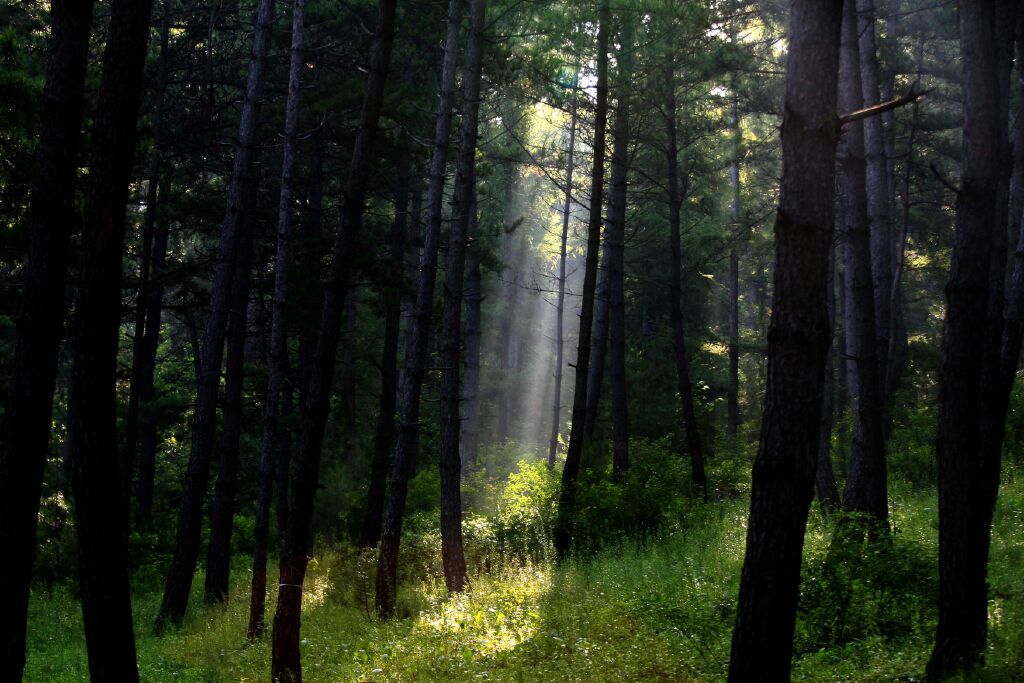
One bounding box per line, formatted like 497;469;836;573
24;467;1024;682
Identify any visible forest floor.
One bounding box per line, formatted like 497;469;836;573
24;464;1024;682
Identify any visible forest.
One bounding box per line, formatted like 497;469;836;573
0;0;1022;680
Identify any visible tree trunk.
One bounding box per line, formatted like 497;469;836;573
664;62;707;497
271;0;397;678
607;22;633;477
583;238;611;439
68;0;153;678
439;0;485;594
462;206;483;474
157;0;275;630
838;0;887;523
727;88;741;437
856;0;893;397
0;2;94;675
339;288;359;464
817;242;841;512
927;0;1003;676
249;0;305;638
727;2;843;679
126;5;171;522
554;0;610;561
929;1;1017;675
205;172;259;603
359;152;410;549
375;0;463;619
548;80;578;468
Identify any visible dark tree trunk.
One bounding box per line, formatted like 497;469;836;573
157;0;275;630
838;0;887;523
727;2;843;679
205;175;259;604
439;0;485;594
548;83;578;468
928;1;1014;676
583;240;611;439
856;0;893;397
462;206;483;474
249;0;305;639
68;0;153;678
126;5;171;522
271;1;397;678
554;0;610;561
727;88;741;437
359;153;410;549
817;243;842;512
135;173;171;528
375;0;463;619
0;2;94;675
339;289;359;464
664;62;707;497
607;22;633;477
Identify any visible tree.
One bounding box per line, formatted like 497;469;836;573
727;1;843;679
0;1;94;675
68;0;154;677
271;0;398;676
554;0;610;560
376;0;464;618
927;0;1014;675
157;0;275;629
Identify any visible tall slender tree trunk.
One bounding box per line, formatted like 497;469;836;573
856;0;893;398
0;3;94;675
249;0;305;638
817;243;842;512
375;0;463;618
664;62;707;497
68;0;153;678
360;153;410;549
838;0;887;523
727;87;742;437
548;82;578;468
727;2;843;679
157;0;275;629
554;0;610;561
462;206;483;474
583;241;611;439
339;289;359;464
127;4;172;520
271;1;397;678
439;0;485;594
205;172;259;603
607;22;633;477
927;0;1004;676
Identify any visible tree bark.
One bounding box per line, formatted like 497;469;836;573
157;0;275;630
249;0;305;638
375;0;463;618
360;152;410;549
817;243;842;512
271;0;397;678
838;0;888;523
339;288;359;464
607;21;633;477
462;204;483;474
727;86;741;437
583;238;611;439
439;0;485;594
0;2;94;675
68;0;153;678
554;0;610;561
856;0;894;398
548;79;578;468
927;0;1004;676
727;1;843;679
664;62;707;498
126;4;172;523
205;170;259;603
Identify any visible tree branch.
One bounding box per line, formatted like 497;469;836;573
839;82;928;125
